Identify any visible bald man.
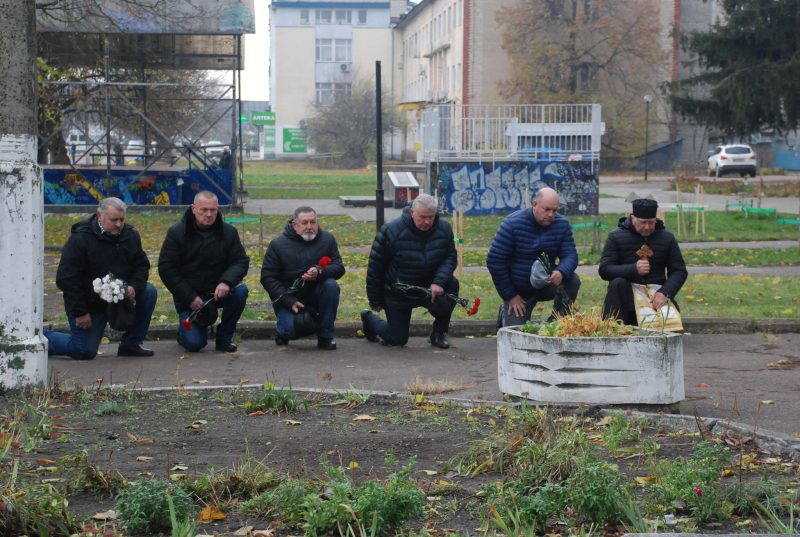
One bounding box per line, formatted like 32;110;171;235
487;187;581;327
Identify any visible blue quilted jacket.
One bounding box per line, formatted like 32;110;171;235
487;209;578;300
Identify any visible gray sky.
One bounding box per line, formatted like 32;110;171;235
241;0;269;101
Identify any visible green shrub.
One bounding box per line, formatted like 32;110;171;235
0;478;76;536
243;382;308;414
115;478;193;534
240;478;310;523
566;459;625;524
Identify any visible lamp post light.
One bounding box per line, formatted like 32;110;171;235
643;94;653;181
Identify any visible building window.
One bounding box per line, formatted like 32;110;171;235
316;83;352;106
316;9;332;24
316;39;351;62
357;10;367;24
335;10;351;24
300;9;309;24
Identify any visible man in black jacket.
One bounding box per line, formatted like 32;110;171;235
599;198;688;325
158;191;250;352
362;194;458;349
260;206;345;350
44;197;157;359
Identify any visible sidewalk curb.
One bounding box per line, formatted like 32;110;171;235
45;317;800;341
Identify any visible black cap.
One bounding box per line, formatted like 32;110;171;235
632;198;658;218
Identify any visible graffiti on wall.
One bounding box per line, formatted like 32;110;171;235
433;160;599;215
43;168;233;205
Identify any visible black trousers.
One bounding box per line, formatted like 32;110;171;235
365;278;459;346
602;278;639;326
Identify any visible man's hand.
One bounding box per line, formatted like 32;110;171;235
291;301;304;313
650;291;668;311
189;296;204;311
636;259;651;276
508;295;527;317
214;282;231;300
125;285;136;300
75;313;92;330
429;284;444;303
548;269;563;286
301;266;320;281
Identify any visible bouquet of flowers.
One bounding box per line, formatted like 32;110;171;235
536;253;569;305
92;274;126;303
271;256;333;304
392;281;481;316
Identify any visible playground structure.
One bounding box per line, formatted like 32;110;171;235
421;103;605;215
36;0;255;207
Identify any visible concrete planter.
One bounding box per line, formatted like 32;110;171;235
497;327;684;405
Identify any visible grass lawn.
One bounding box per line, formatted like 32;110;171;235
244;160;375;198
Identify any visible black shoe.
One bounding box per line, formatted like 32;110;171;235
429;332;450;349
275;334;289;346
215;340;238;352
317;338;337;350
360;309;378;342
117;344;154;357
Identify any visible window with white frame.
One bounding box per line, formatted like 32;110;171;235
316;39;351;62
316;83;352;106
316;9;332;24
357;10;367;24
300;9;309;24
335;9;351;24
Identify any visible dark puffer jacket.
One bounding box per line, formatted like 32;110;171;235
366;207;457;308
260;221;345;311
55;215;150;317
599;217;688;299
158;208;249;311
486;209;578;300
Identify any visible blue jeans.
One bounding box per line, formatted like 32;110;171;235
178;284;249;351
499;273;581;327
45;283;157;360
276;278;339;340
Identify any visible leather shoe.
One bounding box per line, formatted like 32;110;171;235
360;309;378;342
429;332;450;349
317;338;337;350
215;340;238;352
275;334;289;346
117;344;154;357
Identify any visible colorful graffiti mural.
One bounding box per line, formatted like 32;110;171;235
43;167;234;206
432;160;599;215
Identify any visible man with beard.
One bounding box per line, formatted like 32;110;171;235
599;198;688;325
158;191;250;352
361;194;458;349
45;197;157;359
261;206;345;350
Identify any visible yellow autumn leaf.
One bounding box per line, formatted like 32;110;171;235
736;519;754;527
423;470;438;476
349;461;359;469
761;400;775;405
353;414;375;421
169;473;186;481
191;378;209;384
634;476;658;485
91;510;117;520
721;469;736;477
437;480;453;487
136;456;153;462
282;419;302;426
198;505;226;523
171;464;188;471
763;457;782;464
596;416;611;427
414;394;425;404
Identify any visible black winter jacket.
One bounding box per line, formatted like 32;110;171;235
366;207;457;308
158;208;249;311
599;217;688;299
260;221;345;311
55;215;150;317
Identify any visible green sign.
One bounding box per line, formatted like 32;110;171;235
240;115;249;124
283;128;307;153
251;111;276;125
263;128;276;149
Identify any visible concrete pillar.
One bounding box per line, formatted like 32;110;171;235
0;0;47;388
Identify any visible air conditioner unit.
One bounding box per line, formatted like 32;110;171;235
340;63;351;72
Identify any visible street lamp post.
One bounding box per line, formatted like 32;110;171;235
643;94;653;181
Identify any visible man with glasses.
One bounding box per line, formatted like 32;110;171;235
599;198;688;325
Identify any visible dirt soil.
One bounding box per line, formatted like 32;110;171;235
6;388;800;536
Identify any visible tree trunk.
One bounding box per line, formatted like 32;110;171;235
0;0;47;387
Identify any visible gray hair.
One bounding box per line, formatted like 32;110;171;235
98;197;127;214
411;193;437;211
293;206;317;220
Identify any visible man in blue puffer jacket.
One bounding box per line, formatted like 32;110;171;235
487;187;580;327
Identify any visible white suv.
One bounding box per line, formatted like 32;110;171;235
707;144;757;178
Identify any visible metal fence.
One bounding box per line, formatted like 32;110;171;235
421;103;604;162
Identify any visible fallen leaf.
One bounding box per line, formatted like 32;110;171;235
353;414;375;421
721;469;736;477
760;400;775;405
136;456;153;462
36;458;56;465
694;383;711;388
422;470;438;476
233;527;254;536
198;505;226;523
137;438;155;445
596;416;611;427
191;378;209;384
736;519;754;527
253;529;275;537
437;480;453;486
41;478;62;483
349;461;359;469
171;464;189;471
36;466;59;473
247;410;266;417
186;420;208;429
634;476;657;485
282;419;302;426
169;473;186;481
92;510;117;521
126;432;138;441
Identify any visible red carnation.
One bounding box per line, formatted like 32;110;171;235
181;318;193;331
319;256;332;269
466;297;481;316
694;486;703;496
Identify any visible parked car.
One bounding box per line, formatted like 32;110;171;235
203;140;226;158
707;144;757;178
